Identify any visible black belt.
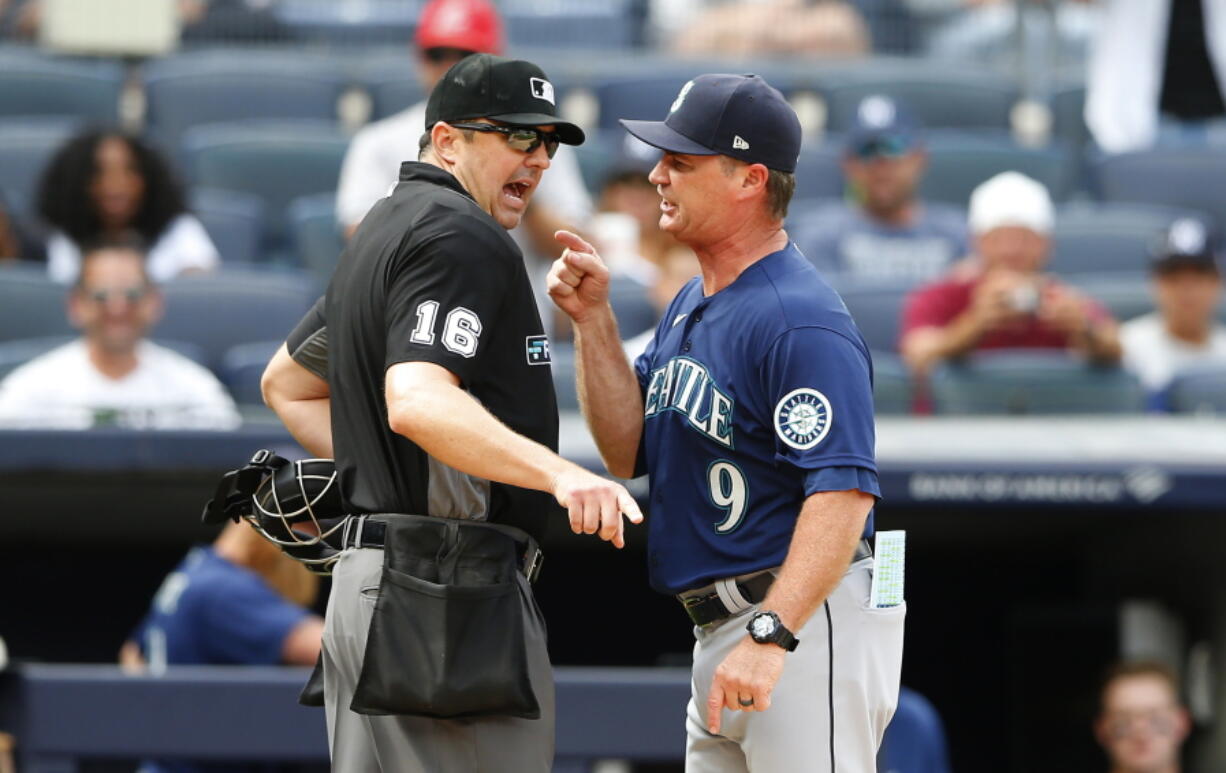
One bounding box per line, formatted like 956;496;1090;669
678;538;873;627
341;515;544;584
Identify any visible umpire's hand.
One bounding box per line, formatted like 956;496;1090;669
548;230;610;324
551;467;643;549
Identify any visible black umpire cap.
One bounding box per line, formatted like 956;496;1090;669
619;73;802;173
425;53;585;146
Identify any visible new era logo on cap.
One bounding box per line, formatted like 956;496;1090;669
732;135;750;150
530;77;555;105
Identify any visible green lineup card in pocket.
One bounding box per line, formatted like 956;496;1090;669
869;530;906;608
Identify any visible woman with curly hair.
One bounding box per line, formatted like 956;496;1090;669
36;128;220;283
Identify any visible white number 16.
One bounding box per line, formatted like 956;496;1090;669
409;300;482;358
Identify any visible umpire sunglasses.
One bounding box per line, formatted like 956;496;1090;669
449;122;561;159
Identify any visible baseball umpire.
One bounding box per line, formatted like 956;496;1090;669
548;74;905;771
260;53;642;772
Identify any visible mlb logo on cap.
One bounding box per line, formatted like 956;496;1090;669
530;77;555;105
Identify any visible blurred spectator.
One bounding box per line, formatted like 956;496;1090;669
120;521;322;671
36;128;220;284
1121;217;1226;400
1087;0;1226;154
651;0;869;56
0;235;240;430
900;171;1121;377
0;191;45;265
792;95;968;284
1094;660;1190;773
0;0;290;42
623;246;702;361
592;154;690;281
912;0;1098;66
120;519;323;773
335;0;592;259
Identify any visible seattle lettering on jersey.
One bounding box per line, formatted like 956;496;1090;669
643;356;734;448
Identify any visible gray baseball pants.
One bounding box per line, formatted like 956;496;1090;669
322;547;555;772
685;556;905;772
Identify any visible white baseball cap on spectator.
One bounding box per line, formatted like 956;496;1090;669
967;171;1054;236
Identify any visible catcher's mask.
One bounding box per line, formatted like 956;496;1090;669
203;449;347;575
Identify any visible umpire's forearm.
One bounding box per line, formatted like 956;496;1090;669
760;489;874;633
573;308;644;479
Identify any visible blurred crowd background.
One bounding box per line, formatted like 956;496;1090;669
1;0;1225;771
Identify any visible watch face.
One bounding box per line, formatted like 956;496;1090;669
750;614;777;639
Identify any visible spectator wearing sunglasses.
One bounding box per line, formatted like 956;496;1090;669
335;0;592;260
1094;660;1190;773
0;235;240;430
791;95;968;286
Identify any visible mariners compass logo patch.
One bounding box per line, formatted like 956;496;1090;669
774;388;832;450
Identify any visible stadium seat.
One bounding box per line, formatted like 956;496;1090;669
154;269;318;371
272;0;420;47
920;132;1073;205
818;61;1018;133
189;187;266;265
1092;149;1226;233
0;117;81;221
0;336;73;381
219;340;284;407
1049;203;1194;278
834;280;912;353
0;50;124;123
1167;364;1226;415
878;687;953;773
793;147;844;201
609;276;658;340
1069;275;1154;325
503;0;640;49
287;192;346;284
551;342;579;412
142;50;347;148
1049;81;1088;151
930;351;1144;414
594;73;712;130
359;56;427;122
872;353;913;416
182;121;349;258
0;265;73;343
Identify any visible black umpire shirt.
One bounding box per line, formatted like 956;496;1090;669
286;162;560;542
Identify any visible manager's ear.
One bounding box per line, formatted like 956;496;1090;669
738;162;770;200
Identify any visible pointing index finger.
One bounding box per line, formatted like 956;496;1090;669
554;229;596;255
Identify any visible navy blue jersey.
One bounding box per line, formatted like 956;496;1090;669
634;243;880;595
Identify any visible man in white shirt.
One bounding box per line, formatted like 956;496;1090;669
0;235;241;430
1121;217;1226;400
335;0;592;255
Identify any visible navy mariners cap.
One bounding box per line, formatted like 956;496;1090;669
845;94;922;159
426;53;585;145
619;74;802;173
1151;217;1221;274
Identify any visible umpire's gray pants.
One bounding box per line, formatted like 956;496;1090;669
685;556;905;772
322;547;555;773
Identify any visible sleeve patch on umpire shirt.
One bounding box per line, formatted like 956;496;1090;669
525;335;551;365
774;388;832;450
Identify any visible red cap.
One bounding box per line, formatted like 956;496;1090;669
415;0;504;55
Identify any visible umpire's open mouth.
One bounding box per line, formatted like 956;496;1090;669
502;178;535;208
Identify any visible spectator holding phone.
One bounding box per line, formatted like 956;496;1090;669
899;171;1121;378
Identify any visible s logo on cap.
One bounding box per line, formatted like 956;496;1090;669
670;80;694;114
529;77;555;105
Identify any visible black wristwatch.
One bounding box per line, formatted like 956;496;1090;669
746;610;799;651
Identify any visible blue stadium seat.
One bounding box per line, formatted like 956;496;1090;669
878;687;952;773
793;147;844;201
0;117;81;221
154;269;317;371
142;50;347;149
551;342;578;412
0;49;123;123
1049;81;1088;151
833;280;912;353
1049;203;1198;278
272;0;420;46
920;131;1074;205
0;265;73;343
360;56;427;122
609;276;658;340
818;61;1018;132
1167;364;1226;415
0;336;73;381
189;187;266;265
872;353;913;416
1092;148;1226;232
503;0;640;49
1069;275;1154;325
182;121;349;258
219;340;284;407
287;192;346;284
931;351;1144;414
